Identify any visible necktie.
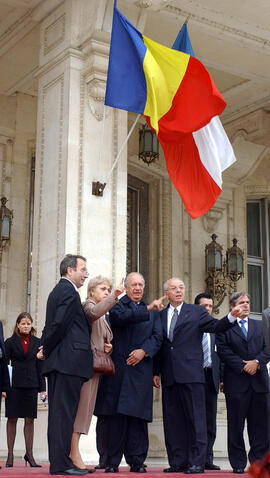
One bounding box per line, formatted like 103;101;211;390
168;308;178;342
239;319;247;338
202;333;211;368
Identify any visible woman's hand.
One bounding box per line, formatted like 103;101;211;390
104;339;113;354
114;278;125;299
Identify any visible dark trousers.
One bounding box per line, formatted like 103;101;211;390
96;416;109;466
107;414;148;467
162;383;207;467
47;372;84;473
204;369;218;465
226;388;269;469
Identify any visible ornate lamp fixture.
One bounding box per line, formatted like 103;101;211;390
0;197;13;262
139;123;159;165
205;234;244;314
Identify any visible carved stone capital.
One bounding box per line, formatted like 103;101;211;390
227;109;270;147
136;0;153;7
86;75;107;121
202;207;224;233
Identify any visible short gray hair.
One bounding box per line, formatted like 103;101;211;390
229;291;250;308
163;277;185;291
124;272;145;287
87;275;112;299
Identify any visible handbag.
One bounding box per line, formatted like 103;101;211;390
93;348;115;376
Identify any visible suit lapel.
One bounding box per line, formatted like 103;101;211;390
174;302;188;333
247;318;254;341
161;307;169;338
232;322;247;341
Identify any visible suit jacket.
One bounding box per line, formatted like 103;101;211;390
208;333;221;394
262;307;270;355
154;302;235;387
5;334;45;391
95;294;163;422
0;321;10;393
41;278;93;379
216;317;270;393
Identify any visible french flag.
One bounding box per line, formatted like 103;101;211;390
158;24;236;219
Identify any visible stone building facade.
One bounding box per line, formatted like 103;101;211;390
0;0;269;467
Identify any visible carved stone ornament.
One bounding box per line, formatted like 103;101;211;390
86;78;107;121
202;208;223;233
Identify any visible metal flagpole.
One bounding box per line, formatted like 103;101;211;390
92;113;141;196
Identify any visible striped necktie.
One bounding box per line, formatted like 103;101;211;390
202;333;211;368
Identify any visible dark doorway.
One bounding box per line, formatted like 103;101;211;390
127;175;149;301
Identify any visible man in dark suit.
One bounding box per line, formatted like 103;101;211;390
194;293;221;471
153;277;239;474
216;292;270;474
41;254;92;476
262;307;270;354
94;272;163;473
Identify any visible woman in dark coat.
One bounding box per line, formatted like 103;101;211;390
5;312;46;468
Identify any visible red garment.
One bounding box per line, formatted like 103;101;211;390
20;333;30;354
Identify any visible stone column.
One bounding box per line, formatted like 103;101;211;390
31;0;128;330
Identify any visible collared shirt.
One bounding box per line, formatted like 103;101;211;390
167;303;183;337
237;317;249;333
62;276;78;292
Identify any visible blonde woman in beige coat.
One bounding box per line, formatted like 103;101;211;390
70;275;125;471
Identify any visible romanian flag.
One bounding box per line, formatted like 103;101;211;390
105;5;236;218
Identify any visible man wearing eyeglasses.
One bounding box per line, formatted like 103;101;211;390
95;272;163;473
216;292;270;474
40;254;92;476
153;277;239;475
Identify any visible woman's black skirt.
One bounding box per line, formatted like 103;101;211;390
5;387;38;418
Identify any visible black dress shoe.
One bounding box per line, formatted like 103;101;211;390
184;465;204;474
95;464;106;469
51;468;88;476
130;465;147;473
205;463;221;470
105;466;119;473
232;469;245;474
163;466;187;473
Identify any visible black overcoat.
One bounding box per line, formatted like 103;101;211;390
95;294;163;422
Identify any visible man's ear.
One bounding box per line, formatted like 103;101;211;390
164;290;168;300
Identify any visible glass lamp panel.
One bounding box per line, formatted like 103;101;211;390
144;131;153;152
228;254;237;272
1;216;10;239
215;250;222;270
153;134;159;153
207;250;215;270
237;255;243;273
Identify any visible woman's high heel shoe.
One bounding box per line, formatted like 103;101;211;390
5;453;14;468
24;454;42;468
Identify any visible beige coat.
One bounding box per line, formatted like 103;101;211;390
73;296;114;435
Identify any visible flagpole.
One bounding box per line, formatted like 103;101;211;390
92;113;141;196
98;104;106;180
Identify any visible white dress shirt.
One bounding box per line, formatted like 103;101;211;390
167;303;183;337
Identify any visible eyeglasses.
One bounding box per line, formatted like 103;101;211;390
80;268;89;275
167;286;185;291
